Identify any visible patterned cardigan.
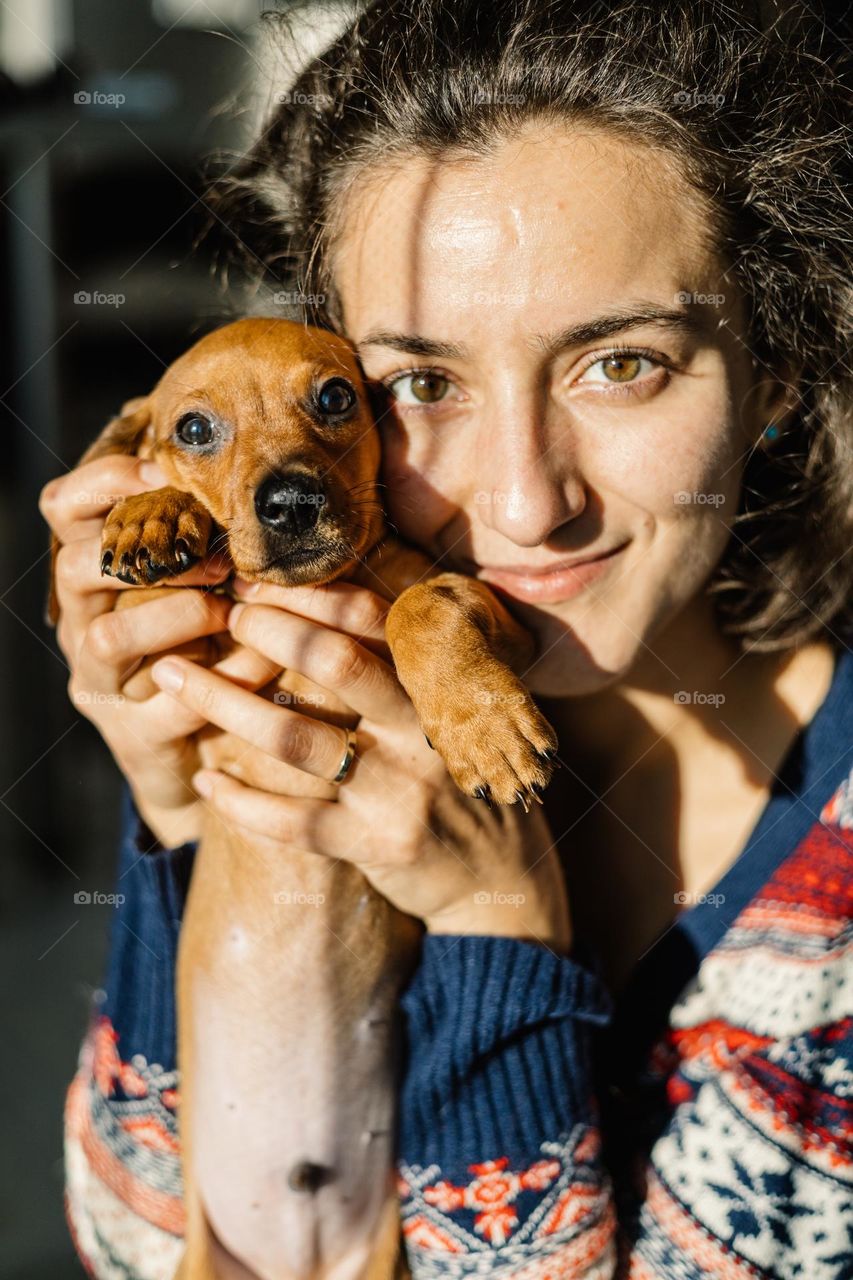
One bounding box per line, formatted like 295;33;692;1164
64;648;853;1279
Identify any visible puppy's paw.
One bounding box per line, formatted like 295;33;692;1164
101;488;213;584
418;660;559;807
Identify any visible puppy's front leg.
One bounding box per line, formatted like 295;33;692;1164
101;487;214;585
385;573;558;806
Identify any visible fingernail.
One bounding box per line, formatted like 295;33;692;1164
233;577;259;596
192;770;215;798
138;461;167;486
228;602;245;628
150;658;185;692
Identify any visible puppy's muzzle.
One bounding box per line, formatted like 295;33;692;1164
254;471;326;538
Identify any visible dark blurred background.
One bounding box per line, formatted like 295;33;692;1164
0;1;344;1274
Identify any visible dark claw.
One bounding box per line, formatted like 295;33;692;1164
115;569;137;584
538;747;562;769
424;734;434;749
515;789;531;814
143;559;164;583
100;550;113;574
474;785;493;810
175;538;193;571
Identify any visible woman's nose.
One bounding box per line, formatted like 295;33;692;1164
473;418;587;547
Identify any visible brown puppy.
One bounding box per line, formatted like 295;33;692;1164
50;318;557;1280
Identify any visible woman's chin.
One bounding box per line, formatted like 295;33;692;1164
521;619;628;699
525;660;622;699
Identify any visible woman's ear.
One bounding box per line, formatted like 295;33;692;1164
747;363;802;450
46;396;154;626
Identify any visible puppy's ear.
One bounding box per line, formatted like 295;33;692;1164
46;397;153;626
79;395;153;465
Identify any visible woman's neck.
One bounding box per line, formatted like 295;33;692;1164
544;594;835;783
539;595;836;989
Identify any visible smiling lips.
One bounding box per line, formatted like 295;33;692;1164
476;542;629;603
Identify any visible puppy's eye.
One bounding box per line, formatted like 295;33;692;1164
316;377;357;418
175;414;215;447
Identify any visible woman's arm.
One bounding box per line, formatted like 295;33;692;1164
396;933;615;1275
64;786;196;1280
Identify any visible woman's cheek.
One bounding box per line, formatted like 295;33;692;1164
603;387;745;523
379;430;463;544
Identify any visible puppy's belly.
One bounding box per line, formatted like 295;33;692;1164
179;809;419;1280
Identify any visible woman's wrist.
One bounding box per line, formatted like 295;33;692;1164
424;894;573;955
128;783;201;851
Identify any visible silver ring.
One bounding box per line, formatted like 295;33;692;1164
331;729;358;784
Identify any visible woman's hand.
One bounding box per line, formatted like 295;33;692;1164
148;579;572;952
39;455;278;848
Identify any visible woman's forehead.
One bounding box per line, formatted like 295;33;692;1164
332;124;723;335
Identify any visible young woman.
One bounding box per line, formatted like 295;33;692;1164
42;1;852;1276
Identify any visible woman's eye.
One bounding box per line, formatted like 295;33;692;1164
577;354;656;386
386;370;453;406
175;414;215;446
317;377;357;416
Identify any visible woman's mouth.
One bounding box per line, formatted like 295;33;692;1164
476;542;629;604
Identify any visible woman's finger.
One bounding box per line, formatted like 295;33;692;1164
40;456;164;542
54;531;233;647
227;602;405;723
136;644;284;740
58;516;108;546
192;769;356;859
150;656;360;783
79;591;233;694
232;577;391;657
56;530;232;601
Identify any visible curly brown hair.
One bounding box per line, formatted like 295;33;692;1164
205;0;853;654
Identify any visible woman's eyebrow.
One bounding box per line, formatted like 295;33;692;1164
356;304;706;361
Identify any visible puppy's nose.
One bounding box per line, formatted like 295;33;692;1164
254;472;324;535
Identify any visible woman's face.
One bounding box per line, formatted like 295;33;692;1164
332;122;780;696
